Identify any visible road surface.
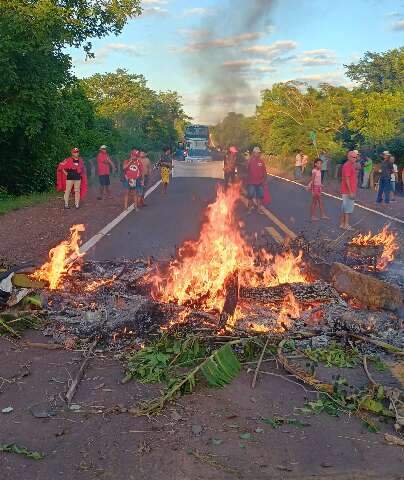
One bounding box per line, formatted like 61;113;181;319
88;175;404;262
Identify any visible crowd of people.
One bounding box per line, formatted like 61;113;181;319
57;144;400;232
56;146;173;210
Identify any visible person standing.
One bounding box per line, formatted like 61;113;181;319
319;150;329;183
62;148;87;209
390;156;398;202
294;150;303;179
340;150;358;230
361;156;373;188
307;159;328;221
224;146;238;188
247;146;267;212
96;145;116;200
302;153;309;175
376;151;394;205
159;147;173;194
139;150;152;206
123;150;143;210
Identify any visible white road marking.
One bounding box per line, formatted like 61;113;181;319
77;180;162;256
269;174;404;226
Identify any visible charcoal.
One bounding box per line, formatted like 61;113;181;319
239;281;341;304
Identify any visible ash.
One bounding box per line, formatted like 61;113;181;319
40;256;404;354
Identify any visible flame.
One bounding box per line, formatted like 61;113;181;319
83;277;116;293
32;224;85;289
277;291;300;331
151;185;307;314
350;226;399;270
152;185;254;311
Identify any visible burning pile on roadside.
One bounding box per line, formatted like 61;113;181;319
15;185;399;353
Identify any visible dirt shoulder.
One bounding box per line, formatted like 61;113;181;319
1;331;403;480
0;175;159;267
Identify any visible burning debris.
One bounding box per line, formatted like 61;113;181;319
348;226;399;271
32;224;85;289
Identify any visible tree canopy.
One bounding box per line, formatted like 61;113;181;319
0;1;189;196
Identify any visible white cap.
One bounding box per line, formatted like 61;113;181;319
100;145;107;149
382;150;390;156
253;146;261;153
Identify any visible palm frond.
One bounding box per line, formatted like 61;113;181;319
131;342;242;416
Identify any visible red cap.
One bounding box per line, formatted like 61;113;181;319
71;147;79;154
229;146;238;154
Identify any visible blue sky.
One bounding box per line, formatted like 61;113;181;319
71;0;404;123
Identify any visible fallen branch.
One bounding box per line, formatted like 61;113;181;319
348;333;404;356
384;433;404;447
277;339;334;394
24;342;64;351
251;337;270;389
363;355;377;387
65;339;98;405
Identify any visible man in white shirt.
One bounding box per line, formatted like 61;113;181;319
390;156;398;202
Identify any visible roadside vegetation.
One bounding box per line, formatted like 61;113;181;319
211;48;404;172
0;1;189;198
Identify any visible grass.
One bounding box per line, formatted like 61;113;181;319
0;190;59;216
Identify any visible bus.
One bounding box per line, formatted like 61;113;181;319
184;125;212;162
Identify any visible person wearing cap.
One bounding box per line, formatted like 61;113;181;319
122;149;143;210
247;146;267;211
62;148;87;209
376;151;394;204
224;146;238;188
96;145;116;200
340;150;358;230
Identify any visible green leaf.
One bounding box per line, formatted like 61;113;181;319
239;433;251;440
360;398;384;414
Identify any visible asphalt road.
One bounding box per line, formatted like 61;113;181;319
89;175;403;261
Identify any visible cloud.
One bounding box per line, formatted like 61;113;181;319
392;19;404;30
290;70;352;87
182;32;262;53
75;43;142;65
142;6;169;17
242;40;297;58
300;49;337;66
183;7;212;17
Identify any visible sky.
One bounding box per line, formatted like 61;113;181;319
70;0;404;124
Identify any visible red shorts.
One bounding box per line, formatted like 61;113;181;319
311;185;322;196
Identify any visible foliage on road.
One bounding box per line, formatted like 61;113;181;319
0;443;44;460
212;48;404;164
0;1;188;196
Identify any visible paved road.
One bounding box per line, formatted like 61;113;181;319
89;175;403;261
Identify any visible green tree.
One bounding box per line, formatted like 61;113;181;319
81;70;188;152
344;48;404;92
349;91;404;148
0;0;142;194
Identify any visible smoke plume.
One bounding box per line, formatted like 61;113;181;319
185;0;275;123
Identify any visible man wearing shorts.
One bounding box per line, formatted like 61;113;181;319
340;150;358;230
97;145;116;200
247;146;267;212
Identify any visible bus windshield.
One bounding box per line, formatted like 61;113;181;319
185;125;209;139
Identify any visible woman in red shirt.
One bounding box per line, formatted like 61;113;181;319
122;150;143;210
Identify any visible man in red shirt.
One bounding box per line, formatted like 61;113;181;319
340;150;358;230
96;145;116;200
247;146;267;211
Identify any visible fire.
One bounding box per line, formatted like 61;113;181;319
152;185;254;311
32;224;85;290
83;277;116;293
151;185;307;317
277;291;300;331
350;226;399;270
